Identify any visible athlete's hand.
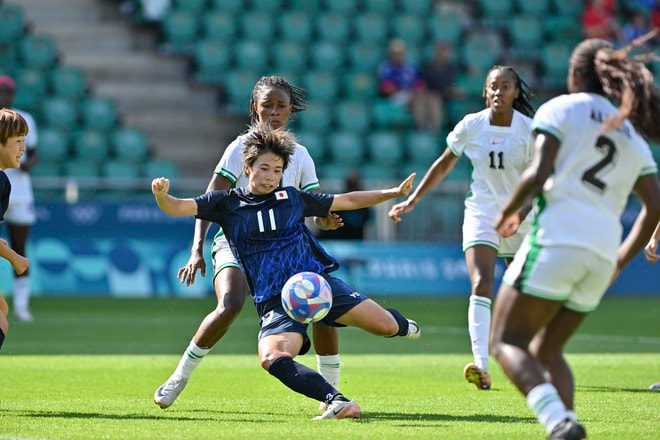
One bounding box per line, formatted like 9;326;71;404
644;238;659;263
397;173;416;197
315;212;344;231
495;211;520;238
11;255;29;276
151;177;170;197
178;252;206;286
389;198;416;223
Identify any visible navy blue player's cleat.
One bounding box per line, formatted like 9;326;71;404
548;418;587;440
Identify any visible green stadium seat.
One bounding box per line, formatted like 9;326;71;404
240;12;274;42
144;158;179;179
334;101;371;134
223;70;260;111
509;15;544;57
406;131;441;164
279;12;312;42
41;97;79;131
73;129;110;163
233;41;267;70
446;98;484;127
0;42;20;72
295;105;332;133
391;14;426;45
36;128;69;163
297;131;326;161
288;0;322;11
210;0;245;12
19;34;58;70
112;128;149;162
14;68;48;107
317;161;350;181
552;0;583;17
62;159;100;178
257;0;283;11
543;14;583;45
327;131;365;162
0;4;26;44
316;12;350;43
308;41;344;72
459;33;501;75
366;131;404;165
397;0;433;13
478;0;513;29
360;163;399;182
80;97;118;132
194;39;230;85
302;71;339;103
202;11;236;40
342;72;378;101
353;12;389;43
347;41;384;73
31;161;61;178
540;43;572;89
372;99;413;129
273;41;308;74
363;0;391;12
172;0;206;13
516;0;550;15
322;0;357;13
102;160;142;188
161;9;199;54
50;66;87;100
428;10;465;45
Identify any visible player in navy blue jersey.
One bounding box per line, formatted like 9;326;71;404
152;123;421;420
0;108;30;349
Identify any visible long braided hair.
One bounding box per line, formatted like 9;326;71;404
482;65;536;118
570;30;660;142
248;76;308;124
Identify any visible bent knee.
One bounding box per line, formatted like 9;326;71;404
260;350;288;370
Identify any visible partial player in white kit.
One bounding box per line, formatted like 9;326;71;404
154;76;344;410
389;66;536;390
491;34;660;440
0;75;39;322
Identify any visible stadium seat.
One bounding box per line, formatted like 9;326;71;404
316;161;350;181
240;12;274;42
41;97;79;131
14;68;48;103
366;131;404;165
19;34;58;70
172;0;206;13
144;158;179;179
516;0;550;15
322;0;357;13
210;0;244;12
428;10;465;45
363;0;391;12
360;163;399;182
273;41;308;74
406;131;441;164
540;42;572;89
160;9;199;54
202;11;237;40
111;128;149;162
302;71;339;103
308;41;344;72
372;99;413;129
36;128;69;163
50;66;87;100
256;0;283;12
552;0;583;17
543;14;583;45
297;131;326;161
223;70;261;111
334;101;371;134
0;42;20;72
508;15;544;57
31;161;61;178
397;0;433;14
0;4;26;44
446;98;484;127
326;131;365;163
316;12;351;43
279;11;312;42
73;129;110;163
295;104;332;133
459;32;501;75
391;14;426;46
233;41;267;71
194;39;230;85
353;12;389;44
347;41;384;73
80;97;118;132
62;159;100;179
288;0;322;12
478;0;514;29
342;72;378;101
102;160;142;189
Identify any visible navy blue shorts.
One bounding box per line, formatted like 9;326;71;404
0;328;4;350
256;273;367;355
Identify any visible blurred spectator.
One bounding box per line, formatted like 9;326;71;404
376;39;425;127
318;170;371;241
416;42;457;133
582;0;623;42
120;0;171;23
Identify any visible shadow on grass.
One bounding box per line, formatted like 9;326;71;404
577;385;655;394
360;412;535;424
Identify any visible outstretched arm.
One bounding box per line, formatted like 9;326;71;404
330;173;415;211
644;220;660;263
389;148;459;222
152;177;198;217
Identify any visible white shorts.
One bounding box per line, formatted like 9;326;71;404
211;232;240;281
503;240;615;313
462;210;530;258
3;170;35;225
4;200;36;225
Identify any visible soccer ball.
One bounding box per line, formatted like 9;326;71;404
281;272;333;324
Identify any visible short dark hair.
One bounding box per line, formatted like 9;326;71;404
0;108;28;145
241;122;297;171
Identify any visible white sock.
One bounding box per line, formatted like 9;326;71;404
566;410;577;421
173;340;211;379
13;276;30;313
468;295;491;373
316;354;340;389
527;383;570;434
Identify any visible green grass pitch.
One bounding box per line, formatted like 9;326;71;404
0;296;658;439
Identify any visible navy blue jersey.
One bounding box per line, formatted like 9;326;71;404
195;186;339;304
0;170;10;222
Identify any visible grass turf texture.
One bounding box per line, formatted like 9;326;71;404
0;296;658;439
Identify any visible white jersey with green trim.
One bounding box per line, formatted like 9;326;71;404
447;108;534;217
531;92;657;262
214;134;320;191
